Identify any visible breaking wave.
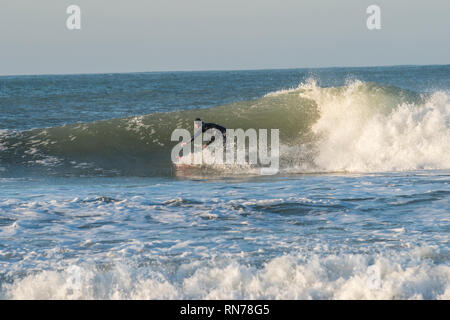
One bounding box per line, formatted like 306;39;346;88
2;247;449;299
1;80;449;177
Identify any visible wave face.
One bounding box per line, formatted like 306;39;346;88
1;80;449;176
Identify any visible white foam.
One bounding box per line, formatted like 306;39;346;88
296;81;450;173
3;247;449;300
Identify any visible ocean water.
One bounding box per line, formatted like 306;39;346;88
0;65;449;299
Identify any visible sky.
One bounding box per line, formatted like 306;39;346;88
0;0;449;75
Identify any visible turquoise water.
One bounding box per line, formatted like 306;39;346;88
0;66;449;299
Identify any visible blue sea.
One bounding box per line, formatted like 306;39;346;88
0;65;449;299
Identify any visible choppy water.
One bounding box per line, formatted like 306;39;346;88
0;66;449;299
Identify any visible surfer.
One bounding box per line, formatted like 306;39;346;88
182;118;227;148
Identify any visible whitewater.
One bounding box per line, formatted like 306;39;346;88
0;65;449;299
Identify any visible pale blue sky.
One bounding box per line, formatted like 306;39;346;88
0;0;449;75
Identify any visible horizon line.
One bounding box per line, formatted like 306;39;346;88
0;62;448;78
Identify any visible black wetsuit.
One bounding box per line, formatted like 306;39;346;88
190;122;227;146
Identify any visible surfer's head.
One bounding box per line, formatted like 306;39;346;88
194;118;202;129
